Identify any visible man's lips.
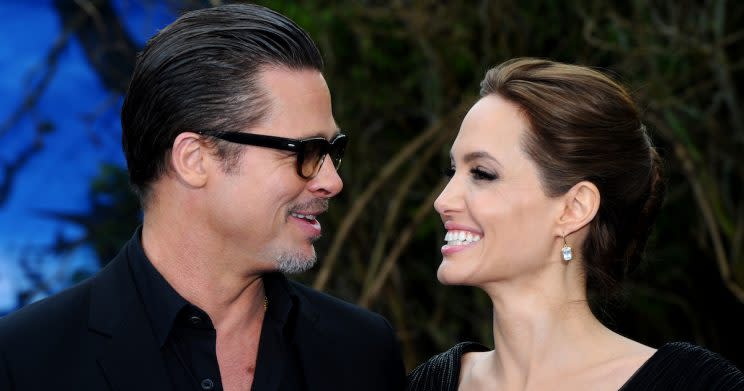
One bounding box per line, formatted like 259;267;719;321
289;198;329;237
289;211;323;236
290;211;323;220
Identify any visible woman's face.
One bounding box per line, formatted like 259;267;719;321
434;94;564;287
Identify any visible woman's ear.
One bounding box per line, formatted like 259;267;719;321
170;132;208;188
557;180;600;235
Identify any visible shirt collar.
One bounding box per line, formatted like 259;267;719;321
126;227;299;345
127;227;189;347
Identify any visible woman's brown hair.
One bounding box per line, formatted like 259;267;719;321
480;58;665;304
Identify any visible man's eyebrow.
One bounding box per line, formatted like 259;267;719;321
304;128;341;139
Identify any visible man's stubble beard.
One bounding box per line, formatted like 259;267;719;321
275;249;317;274
269;235;320;274
274;198;327;274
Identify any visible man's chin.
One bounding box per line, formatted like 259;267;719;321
275;248;317;274
276;257;316;274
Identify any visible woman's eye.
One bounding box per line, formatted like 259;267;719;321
470;167;497;181
443;167;456;178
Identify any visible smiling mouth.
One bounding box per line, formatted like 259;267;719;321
444;230;481;246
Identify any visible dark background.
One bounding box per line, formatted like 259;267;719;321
1;0;743;371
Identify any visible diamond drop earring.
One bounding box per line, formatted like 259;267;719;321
561;235;573;262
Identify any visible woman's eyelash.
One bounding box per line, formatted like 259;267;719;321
443;167;497;181
470;167;497;180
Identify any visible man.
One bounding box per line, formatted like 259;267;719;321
0;4;405;390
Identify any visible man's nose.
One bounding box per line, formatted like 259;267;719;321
307;156;343;197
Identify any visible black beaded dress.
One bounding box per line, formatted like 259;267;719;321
406;341;744;391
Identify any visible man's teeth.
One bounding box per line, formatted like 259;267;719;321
291;212;316;222
444;230;481;246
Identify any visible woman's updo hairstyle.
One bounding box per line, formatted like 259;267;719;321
480;58;665;304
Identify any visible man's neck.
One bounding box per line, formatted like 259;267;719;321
140;214;267;331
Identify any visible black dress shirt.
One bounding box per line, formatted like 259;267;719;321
128;232;304;391
0;227;406;390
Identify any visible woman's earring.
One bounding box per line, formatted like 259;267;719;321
561;235;573;262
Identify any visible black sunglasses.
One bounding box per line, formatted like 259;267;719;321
199;130;347;179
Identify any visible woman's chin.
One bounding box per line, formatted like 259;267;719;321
437;259;468;285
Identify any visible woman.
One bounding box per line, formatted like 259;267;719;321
407;58;744;390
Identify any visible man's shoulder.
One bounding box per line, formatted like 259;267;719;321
1;251;135;336
0;263;130;390
284;277;406;389
0;277;92;329
0;277;94;352
286;278;362;310
287;279;386;321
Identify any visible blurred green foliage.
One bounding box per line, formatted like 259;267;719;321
60;0;744;370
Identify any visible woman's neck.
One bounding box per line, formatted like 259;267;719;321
466;274;627;390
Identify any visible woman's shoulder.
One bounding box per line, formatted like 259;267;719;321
406;341;490;391
620;341;744;390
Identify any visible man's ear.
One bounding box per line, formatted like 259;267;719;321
170;132;208;188
557;181;600;236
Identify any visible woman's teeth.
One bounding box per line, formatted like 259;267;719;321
444;230;481;246
291;212;316;222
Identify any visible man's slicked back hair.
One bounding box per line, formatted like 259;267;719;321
121;3;323;203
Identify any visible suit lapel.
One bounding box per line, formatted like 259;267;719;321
88;245;171;391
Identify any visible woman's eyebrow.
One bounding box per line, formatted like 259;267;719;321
462;151;502;167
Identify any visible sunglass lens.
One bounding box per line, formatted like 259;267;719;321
330;135;347;168
301;139;327;178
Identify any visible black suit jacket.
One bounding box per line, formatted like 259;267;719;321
0;240;405;390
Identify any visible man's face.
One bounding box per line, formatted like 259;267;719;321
203;67;343;274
